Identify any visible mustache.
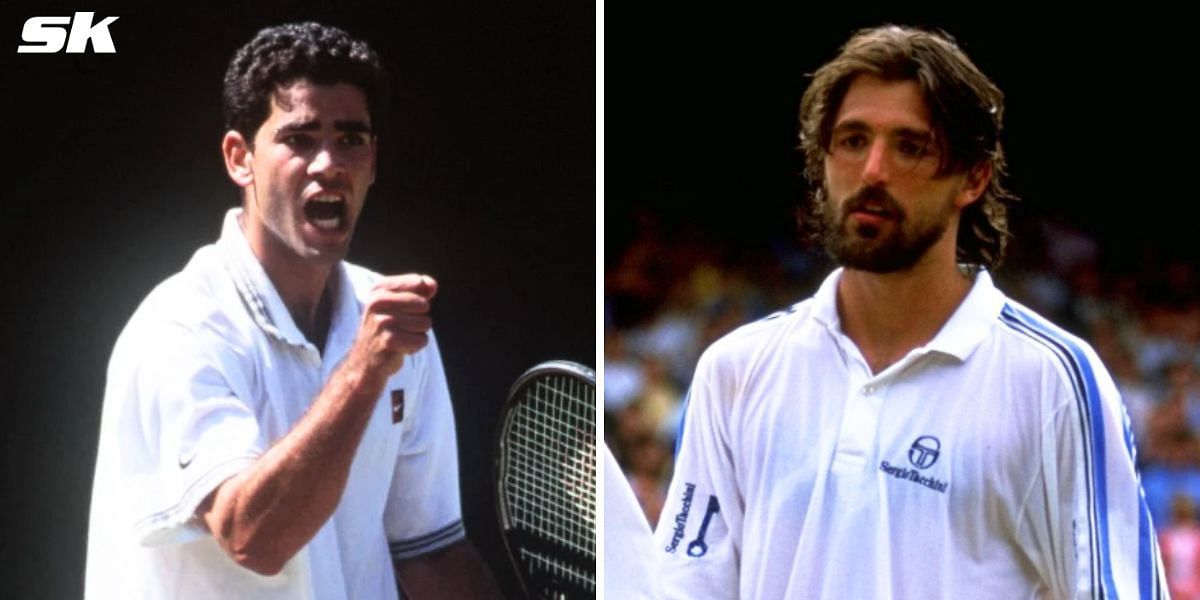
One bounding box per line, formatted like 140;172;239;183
841;186;904;220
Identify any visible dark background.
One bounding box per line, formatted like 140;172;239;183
2;2;593;598
606;9;1195;270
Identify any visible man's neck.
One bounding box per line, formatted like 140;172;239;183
836;248;974;375
266;261;334;349
238;214;337;348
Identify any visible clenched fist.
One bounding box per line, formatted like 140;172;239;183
348;274;438;381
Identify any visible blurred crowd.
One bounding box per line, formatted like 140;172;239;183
605;209;1200;596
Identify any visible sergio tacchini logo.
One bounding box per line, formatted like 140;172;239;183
879;435;949;493
908;435;941;469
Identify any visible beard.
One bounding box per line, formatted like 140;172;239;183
823;185;954;273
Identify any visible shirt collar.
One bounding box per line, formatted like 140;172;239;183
811;266;1005;362
811;267;844;331
216;208;357;350
924;270;1005;360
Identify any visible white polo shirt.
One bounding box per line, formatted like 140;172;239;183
655;268;1166;599
85;209;464;600
603;442;660;599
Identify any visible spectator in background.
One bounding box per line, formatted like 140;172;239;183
1143;361;1200;526
1162;493;1200;600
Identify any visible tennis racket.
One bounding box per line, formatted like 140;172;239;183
495;360;597;599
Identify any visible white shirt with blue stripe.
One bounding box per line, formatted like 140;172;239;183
654;268;1166;599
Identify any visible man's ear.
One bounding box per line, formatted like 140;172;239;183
222;130;254;187
956;161;993;208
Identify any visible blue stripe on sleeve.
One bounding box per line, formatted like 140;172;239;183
1004;303;1161;599
675;388;692;460
1000;306;1111;598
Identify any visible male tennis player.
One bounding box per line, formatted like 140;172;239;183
85;22;500;599
654;25;1165;598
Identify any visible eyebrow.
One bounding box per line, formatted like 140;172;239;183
334;120;372;134
832;120;934;142
273;119;373;136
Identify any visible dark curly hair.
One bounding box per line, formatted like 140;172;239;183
798;25;1016;273
222;22;390;144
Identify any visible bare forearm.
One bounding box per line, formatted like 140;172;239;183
199;274;436;575
395;540;503;600
201;358;387;574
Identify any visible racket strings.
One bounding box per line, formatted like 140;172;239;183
511;381;595;512
507;377;596;546
521;547;593;591
502;372;596;591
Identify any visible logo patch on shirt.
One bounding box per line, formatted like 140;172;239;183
686;495;720;558
178;450;195;470
881;435;949;493
391;389;405;424
908;435;941;469
664;482;696;554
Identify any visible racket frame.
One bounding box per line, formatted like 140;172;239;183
494;360;597;600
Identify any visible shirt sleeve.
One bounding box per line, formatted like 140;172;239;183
1024;343;1168;599
654;348;740;600
383;331;466;560
114;321;266;547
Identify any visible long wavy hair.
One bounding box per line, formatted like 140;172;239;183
797;25;1016;272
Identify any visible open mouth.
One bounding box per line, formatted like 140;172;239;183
304;195;346;231
851;204;894;219
848;209;894;226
